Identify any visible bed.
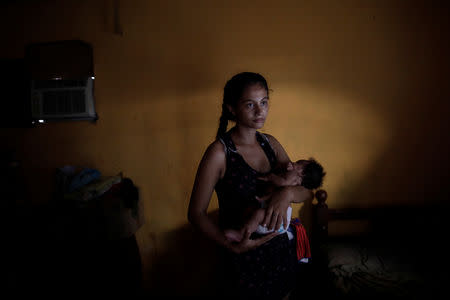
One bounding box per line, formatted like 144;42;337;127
298;189;449;299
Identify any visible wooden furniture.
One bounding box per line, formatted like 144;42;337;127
307;191;448;298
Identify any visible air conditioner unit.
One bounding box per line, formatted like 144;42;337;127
31;77;96;121
26;40;98;123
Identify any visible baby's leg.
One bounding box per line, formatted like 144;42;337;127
243;208;266;234
255;206;292;234
225;209;266;242
224;229;243;242
249;208;266;225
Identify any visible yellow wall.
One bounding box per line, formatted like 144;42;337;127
1;0;449;296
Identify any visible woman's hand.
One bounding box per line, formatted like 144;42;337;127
257;187;293;231
227;231;279;254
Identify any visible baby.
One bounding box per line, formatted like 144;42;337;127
225;158;325;242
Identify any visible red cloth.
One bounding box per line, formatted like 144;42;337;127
290;218;311;261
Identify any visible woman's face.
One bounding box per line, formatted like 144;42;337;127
229;84;269;130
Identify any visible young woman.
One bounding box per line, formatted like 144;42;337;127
188;72;313;299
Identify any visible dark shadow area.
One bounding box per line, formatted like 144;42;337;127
4;153;144;297
0;58;32;128
145;210;223;297
10;206;143;297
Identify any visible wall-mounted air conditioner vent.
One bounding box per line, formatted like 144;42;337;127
34;79;87;89
31;77;96;121
26;40;97;123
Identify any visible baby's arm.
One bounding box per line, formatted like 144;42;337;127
241;208;266;236
261;173;289;186
260;163;302;187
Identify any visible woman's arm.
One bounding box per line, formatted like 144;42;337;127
188;141;230;248
261;134;314;230
188;141;279;253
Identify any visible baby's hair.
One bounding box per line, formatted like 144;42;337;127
301;158;326;190
216;72;269;139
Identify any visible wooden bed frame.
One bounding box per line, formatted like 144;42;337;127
310;188;392;248
306;189;447;298
310;189;329;251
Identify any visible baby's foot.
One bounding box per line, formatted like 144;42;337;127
224;230;243;242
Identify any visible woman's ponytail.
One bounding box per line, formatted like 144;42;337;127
216;103;230;140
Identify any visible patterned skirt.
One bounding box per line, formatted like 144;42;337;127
219;232;299;300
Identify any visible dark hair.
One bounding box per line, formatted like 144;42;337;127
216;72;269;139
301;158;326;190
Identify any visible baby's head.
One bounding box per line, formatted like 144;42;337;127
294;158;325;190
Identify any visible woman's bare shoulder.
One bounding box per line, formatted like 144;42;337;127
200;139;227;170
205;139;226;157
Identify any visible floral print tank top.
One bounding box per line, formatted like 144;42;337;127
214;130;278;230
